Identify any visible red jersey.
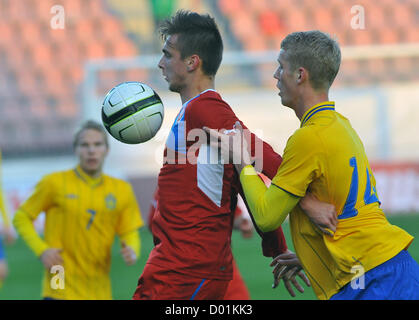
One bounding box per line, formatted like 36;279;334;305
148;90;287;280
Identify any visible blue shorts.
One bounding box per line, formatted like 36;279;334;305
0;238;5;260
331;250;419;300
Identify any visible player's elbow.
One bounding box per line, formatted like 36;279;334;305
12;209;30;232
253;206;288;232
12;210;22;230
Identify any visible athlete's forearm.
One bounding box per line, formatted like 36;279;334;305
238;184;288;256
252;133;282;179
13;209;49;257
120;229;141;257
240;165;300;232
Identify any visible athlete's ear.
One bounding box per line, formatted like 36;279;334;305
186;54;200;72
296;67;308;84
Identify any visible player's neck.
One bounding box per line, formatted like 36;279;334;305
295;90;329;120
180;76;215;104
78;164;103;180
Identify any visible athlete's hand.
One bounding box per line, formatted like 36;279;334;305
40;248;63;270
238;217;253;239
203;121;252;173
0;261;8;281
121;241;137;266
299;192;337;236
270;249;310;297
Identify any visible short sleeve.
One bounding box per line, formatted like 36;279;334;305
272;127;323;197
116;183;144;236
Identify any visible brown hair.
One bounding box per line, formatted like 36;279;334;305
159;10;223;76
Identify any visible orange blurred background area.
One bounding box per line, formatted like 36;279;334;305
0;0;417;157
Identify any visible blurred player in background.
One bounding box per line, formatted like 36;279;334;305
0;150;15;289
226;196;252;300
147;187;252;299
206;30;419;300
133;10;335;300
13;120;144;300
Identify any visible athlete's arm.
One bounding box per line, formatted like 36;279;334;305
0;192;14;245
299;193;337;235
205;121;337;235
13;182;63;270
193;98;289;256
240;165;300;232
116;183;143;266
120;229;141;265
13;209;49;257
233;122;289;254
13;175;54;258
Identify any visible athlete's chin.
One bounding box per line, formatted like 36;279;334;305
168;83;182;93
279;95;291;108
279;96;287;106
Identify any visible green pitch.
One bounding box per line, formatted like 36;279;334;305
1;215;418;300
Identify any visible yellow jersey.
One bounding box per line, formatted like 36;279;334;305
0;150;10;229
14;166;143;300
272;101;413;299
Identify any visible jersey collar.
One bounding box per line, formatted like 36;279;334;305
300;101;335;127
183;89;216;107
74;165;103;188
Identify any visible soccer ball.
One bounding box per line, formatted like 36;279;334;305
101;81;164;144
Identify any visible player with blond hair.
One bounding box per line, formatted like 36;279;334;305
13;120;144;300
206;30;419;300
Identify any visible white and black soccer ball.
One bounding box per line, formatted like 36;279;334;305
102;81;164;144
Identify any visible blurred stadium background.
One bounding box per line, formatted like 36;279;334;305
0;0;418;300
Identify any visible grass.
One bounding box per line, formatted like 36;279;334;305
0;214;418;300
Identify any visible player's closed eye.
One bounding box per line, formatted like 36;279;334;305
162;50;171;58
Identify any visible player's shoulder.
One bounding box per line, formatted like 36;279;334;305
35;169;73;191
42;169;72;183
189;90;231;110
287;125;323;149
187;90;235;126
289;125;318;144
283;126;324;158
306;108;341;128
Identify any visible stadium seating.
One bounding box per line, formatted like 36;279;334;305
216;0;419;86
0;0;417;157
218;0;418;50
0;0;142;157
106;0;156;53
